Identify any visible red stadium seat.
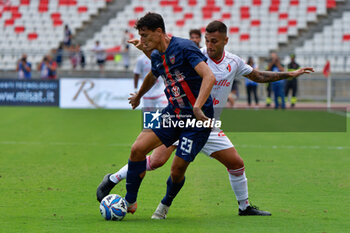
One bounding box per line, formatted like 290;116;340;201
184;13;193;19
307;6;317;13
12;12;22;19
269;5;279;12
77;6;88;13
20;0;30;5
4;19;15;26
251;19;261;27
188;0;197;6
288;20;297;26
240;6;250;19
327;0;336;9
279;13;288;19
202;11;213;19
222;13;231;20
173;6;183;13
225;0;234;6
59;0;77;6
128;19;136;27
229;27;239;34
10;6;19;12
290;0;299;6
134;6;144;13
206;0;215;6
241;12;250;19
253;0;261;6
38;6;48;12
15;26;25;34
51;13;61;19
240;34;250;41
343;34;350;41
53;19;63;26
160;0;178;7
278;27;288;34
176;19;185;27
27;32;38;40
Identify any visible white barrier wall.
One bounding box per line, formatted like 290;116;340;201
59;78;136;109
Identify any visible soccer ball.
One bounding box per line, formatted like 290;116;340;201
99;194;127;221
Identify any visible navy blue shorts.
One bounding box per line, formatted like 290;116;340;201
152;106;212;162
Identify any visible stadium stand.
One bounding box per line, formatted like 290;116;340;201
0;0;349;73
0;0;107;70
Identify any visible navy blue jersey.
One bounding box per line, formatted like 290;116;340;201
151;37;213;118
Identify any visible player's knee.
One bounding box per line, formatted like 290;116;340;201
130;143;146;161
170;166;186;183
226;155;244;170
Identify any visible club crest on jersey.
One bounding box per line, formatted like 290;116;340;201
226;64;231;72
171;86;181;97
169;55;175;64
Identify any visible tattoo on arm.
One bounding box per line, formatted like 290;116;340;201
245;70;292;83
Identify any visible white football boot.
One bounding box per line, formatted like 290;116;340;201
151;202;169;219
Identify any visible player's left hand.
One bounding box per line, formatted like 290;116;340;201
128;39;142;51
128;92;140;109
290;67;314;78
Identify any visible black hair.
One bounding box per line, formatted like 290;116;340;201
189;29;201;37
206;20;227;34
135;12;166;33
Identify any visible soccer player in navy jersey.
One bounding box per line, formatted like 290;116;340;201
111;12;216;213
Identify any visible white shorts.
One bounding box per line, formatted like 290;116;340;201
173;129;234;157
142;94;167;110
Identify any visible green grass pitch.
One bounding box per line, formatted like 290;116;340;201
0;107;349;233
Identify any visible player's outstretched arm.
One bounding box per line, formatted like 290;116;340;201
244;67;314;83
128;71;157;109
193;61;216;121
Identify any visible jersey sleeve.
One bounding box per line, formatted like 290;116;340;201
234;55;253;77
133;56;142;74
151;51;161;78
183;41;208;69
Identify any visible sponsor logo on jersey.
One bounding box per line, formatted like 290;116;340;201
214;79;231;87
172;86;181;97
170;55;175;64
226;64;231;72
218;130;226;137
213;97;220;105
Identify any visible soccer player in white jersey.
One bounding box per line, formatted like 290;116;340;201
97;21;314;218
134;54;168;110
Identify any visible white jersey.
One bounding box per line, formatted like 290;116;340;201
134;54;166;99
201;48;253;119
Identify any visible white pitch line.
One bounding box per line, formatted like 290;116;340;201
0;141;349;150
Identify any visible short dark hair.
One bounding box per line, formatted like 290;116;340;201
206;20;227;34
135;12;166;33
189;29;201;37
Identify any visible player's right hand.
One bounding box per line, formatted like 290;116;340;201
193;107;209;122
128;92;140;109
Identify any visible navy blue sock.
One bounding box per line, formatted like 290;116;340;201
125;159;146;204
161;176;185;207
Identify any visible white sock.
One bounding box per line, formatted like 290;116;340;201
109;156;153;184
227;168;250;210
110;164;128;184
